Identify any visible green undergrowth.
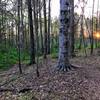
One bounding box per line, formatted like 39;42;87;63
51;44;58;59
0;39;100;71
0;44;30;71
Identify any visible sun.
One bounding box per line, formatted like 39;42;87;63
93;31;100;39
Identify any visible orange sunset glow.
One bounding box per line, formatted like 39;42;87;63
83;31;100;40
93;31;100;39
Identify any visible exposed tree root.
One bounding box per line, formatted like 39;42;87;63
57;64;78;72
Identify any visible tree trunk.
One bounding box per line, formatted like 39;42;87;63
90;0;95;55
43;0;48;58
27;0;35;64
0;0;1;39
69;0;75;57
57;0;75;71
33;0;40;76
11;21;14;46
39;0;44;54
17;0;23;74
47;0;51;54
20;0;24;49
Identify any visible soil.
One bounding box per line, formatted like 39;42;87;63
0;54;100;100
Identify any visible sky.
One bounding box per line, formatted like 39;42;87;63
51;0;60;18
51;0;100;18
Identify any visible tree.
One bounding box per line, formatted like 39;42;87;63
20;0;24;48
27;0;35;64
38;0;44;54
43;0;48;58
47;0;51;54
0;0;1;36
57;0;75;71
90;0;95;54
18;0;23;74
69;0;75;57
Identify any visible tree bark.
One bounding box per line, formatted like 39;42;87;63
69;0;75;57
17;0;23;74
27;0;35;64
47;0;51;54
57;0;75;71
43;0;48;58
39;0;44;54
20;0;24;49
90;0;95;55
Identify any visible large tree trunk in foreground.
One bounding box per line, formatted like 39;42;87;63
57;0;75;71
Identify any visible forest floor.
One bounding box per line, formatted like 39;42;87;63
0;49;100;100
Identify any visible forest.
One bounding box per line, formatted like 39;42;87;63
0;0;100;99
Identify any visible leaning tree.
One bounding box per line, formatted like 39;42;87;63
57;0;76;71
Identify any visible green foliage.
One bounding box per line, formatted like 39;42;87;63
97;42;100;48
51;43;58;59
0;47;17;70
51;52;58;59
0;43;29;71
